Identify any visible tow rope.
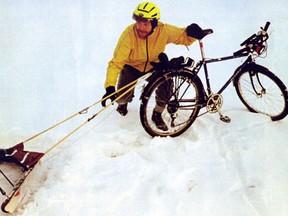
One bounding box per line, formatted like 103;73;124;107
1;72;151;163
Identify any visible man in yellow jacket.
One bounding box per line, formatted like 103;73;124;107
102;1;205;131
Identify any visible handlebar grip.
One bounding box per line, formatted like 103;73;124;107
263;21;270;32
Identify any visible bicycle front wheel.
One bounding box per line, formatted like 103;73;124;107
140;70;205;137
234;64;288;121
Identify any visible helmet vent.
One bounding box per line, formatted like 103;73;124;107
133;2;160;20
143;3;149;9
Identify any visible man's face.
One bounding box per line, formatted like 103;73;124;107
135;20;152;39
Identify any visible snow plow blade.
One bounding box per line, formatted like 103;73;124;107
0;143;44;170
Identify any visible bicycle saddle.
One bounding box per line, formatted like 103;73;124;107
201;29;213;39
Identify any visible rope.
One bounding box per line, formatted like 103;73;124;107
42;109;115;163
44;73;151;155
22;72;151;145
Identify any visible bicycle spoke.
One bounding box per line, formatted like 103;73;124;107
140;70;203;137
235;69;287;120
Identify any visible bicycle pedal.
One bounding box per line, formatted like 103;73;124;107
220;115;231;123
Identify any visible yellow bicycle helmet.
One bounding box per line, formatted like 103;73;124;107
133;2;160;21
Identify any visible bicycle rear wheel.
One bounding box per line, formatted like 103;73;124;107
234;64;288;121
140;70;205;137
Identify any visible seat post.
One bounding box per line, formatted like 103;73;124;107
199;40;206;60
198;39;212;95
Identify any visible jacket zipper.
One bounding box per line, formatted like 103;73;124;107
143;37;149;73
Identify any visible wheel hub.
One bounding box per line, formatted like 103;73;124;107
167;99;179;114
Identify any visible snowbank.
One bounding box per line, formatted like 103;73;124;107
0;0;287;215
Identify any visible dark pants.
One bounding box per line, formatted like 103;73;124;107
117;65;143;105
117;65;173;113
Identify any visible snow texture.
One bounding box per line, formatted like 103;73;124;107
0;0;288;215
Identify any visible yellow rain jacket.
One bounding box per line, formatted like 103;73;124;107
104;21;196;88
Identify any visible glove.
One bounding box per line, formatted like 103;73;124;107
150;52;170;71
101;86;116;107
186;23;205;40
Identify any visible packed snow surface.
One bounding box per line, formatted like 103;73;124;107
0;0;287;215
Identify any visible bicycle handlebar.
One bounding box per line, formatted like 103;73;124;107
236;21;270;56
240;34;257;47
240;22;270;46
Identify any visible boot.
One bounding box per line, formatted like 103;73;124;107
152;110;168;131
117;103;128;116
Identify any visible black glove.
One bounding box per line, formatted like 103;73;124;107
186;23;205;40
101;86;116;107
150;52;170;70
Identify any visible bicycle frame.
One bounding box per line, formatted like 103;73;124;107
194;39;252;96
139;22;288;137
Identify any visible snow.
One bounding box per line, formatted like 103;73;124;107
0;0;288;215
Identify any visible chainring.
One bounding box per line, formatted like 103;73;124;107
206;94;223;113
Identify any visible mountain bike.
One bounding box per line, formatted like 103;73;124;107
140;22;288;137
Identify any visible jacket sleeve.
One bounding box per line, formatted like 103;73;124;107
104;28;133;88
164;24;196;46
